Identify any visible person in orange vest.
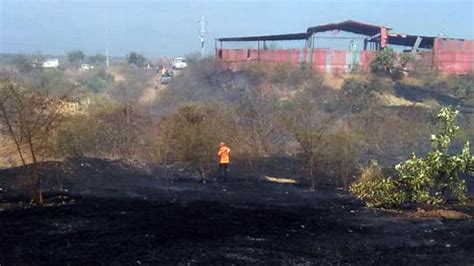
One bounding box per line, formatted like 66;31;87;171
217;142;230;178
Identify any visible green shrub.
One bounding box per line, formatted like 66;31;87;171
350;161;406;208
370;48;405;80
352;107;473;208
395;107;473;205
371;48;398;77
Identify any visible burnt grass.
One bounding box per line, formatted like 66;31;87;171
0;158;473;265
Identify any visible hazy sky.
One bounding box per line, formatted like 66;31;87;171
1;0;473;57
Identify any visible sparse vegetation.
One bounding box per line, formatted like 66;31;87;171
282;91;333;190
154;103;239;181
1;2;474;264
0;79;66;205
0;54;472;208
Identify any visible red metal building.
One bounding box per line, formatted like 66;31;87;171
216;20;474;75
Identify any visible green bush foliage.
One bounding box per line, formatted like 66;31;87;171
395;107;473;205
350;161;405;208
352;107;473;208
370;48;404;80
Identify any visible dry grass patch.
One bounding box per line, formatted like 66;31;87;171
264;176;297;184
406;209;472;220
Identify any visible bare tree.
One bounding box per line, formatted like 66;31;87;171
235;87;280;171
282;94;333;190
0;79;65;205
322;124;361;190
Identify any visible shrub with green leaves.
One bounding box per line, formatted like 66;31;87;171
370;48;404;80
395;107;473;205
351;107;473;208
455;74;473;101
350;161;405;208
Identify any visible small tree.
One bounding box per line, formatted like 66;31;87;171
371;48;402;80
235;88;279;170
67;50;85;64
395;107;473;205
324;125;361;190
0;79;65;205
282;94;333;190
126;52;147;68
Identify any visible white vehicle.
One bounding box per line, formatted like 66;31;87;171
81;64;94;70
42;59;59;68
171;57;187;70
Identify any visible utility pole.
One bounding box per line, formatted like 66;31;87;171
199;16;207;58
105;10;110;68
106;26;110;68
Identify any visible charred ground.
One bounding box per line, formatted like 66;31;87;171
0;158;472;265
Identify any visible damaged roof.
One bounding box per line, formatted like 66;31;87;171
387;33;436;49
218;32;309;42
218;20;460;49
217;20;386;42
306;20;388;36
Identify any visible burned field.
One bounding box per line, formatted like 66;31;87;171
0;159;473;265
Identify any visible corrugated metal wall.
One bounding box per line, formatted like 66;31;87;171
434;39;474;74
217;38;474;75
218;48;379;74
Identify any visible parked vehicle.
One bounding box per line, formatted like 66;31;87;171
81;64;94;70
42;59;59;68
160;70;174;84
171;57;187;70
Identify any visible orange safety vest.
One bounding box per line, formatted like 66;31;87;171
218;146;230;164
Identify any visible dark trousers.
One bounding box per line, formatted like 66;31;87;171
218;163;229;178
